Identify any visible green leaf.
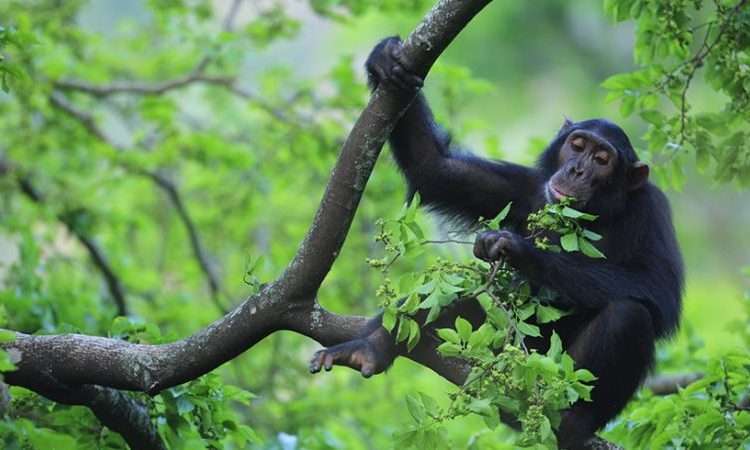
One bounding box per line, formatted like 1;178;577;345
437;328;461;344
399;293;420;314
560;233;579;252
516;321;541;337
0;350;16;371
561;207;597;221
425;304;441;325
485;202;512;230
468;323;495;348
537;305;564;323
547;332;562;359
406;394;426;423
436;342;461;357
579;238;606;259
407;319;421;351
467;398;493;416
455;317;473;342
419;392;439;414
582;229;603;241
382;308;397;332
575;368;597;382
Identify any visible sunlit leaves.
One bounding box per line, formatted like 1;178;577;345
603;0;750;187
244;5;300;48
371;201;602;448
607;352;750;449
0;22;34;93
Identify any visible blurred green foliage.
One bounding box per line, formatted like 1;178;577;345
0;0;748;449
603;0;750;187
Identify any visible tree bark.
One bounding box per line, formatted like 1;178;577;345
2;0;492;447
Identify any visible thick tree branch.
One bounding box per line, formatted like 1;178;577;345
5;0;487;397
34;383;165;450
0;2;628;449
279;0;493;300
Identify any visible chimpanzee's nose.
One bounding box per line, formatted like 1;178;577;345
568;162;584;178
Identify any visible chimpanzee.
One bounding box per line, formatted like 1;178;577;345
310;37;684;449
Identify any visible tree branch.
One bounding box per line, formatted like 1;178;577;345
10;172;129;317
53;0;243;100
48;89;229;313
145;170;228;313
33;383;165;450
1;2;628;448
7;0;487;391
53;74;235;98
279;0;493;300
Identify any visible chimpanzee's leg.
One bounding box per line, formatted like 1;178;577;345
556;301;655;450
309;298;485;377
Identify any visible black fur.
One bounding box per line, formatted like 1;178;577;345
369;37;684;448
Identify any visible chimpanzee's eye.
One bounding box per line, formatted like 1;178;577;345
594;151;609;165
571;137;585;151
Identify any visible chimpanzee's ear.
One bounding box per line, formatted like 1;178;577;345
557;116;574;137
627;161;649;191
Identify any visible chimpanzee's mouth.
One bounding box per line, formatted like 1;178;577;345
546;183;570;201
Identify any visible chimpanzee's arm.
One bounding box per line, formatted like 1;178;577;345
367;37;541;225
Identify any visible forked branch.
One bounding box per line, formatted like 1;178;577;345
2;0;491;446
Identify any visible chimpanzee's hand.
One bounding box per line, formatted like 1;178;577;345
473;230;526;262
365;36;423;92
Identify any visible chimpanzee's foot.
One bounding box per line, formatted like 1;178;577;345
309;328;396;378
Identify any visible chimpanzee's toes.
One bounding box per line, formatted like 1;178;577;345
309;350;326;373
308;339;383;377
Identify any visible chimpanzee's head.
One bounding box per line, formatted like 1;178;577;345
538;118;649;217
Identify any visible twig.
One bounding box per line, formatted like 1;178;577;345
222;0;244;31
422;239;473;245
49;92;107;141
53;74;234;98
145;170;228;313
54;0;244;98
674;0;749;143
13;174;128;316
48;89;228;313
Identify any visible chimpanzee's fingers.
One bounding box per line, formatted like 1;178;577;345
474;235;490;261
373;65;390;86
384;38;402;58
392;65;423;92
489;238;508;261
390;65;412;91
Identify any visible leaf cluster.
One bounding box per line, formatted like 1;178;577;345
602;0;750;187
370;201;604;448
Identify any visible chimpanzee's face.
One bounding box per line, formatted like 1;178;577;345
545;130;619;205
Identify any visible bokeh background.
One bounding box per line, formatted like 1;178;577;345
0;1;748;448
